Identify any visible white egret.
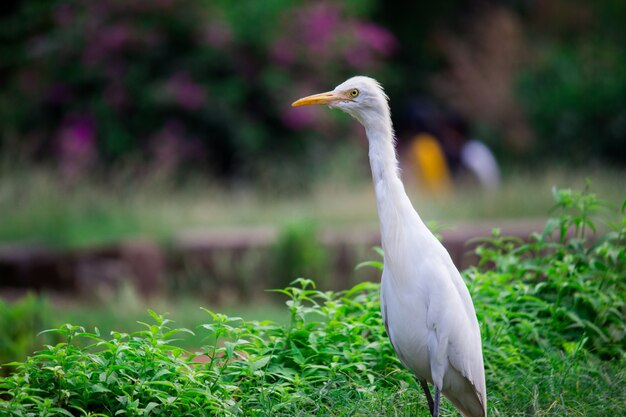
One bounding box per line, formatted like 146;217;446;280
292;76;487;417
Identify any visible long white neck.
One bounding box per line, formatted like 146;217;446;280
363;117;426;253
355;103;400;185
366;123;400;187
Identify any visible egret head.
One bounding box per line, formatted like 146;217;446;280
292;76;390;129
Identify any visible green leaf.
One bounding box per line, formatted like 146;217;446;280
143;402;159;416
50;408;75;417
250;355;271;371
355;260;383;271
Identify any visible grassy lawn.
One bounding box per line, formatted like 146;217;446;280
0;165;624;248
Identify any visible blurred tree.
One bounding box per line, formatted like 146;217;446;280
516;0;626;165
375;0;626;167
1;0;624;185
0;0;395;188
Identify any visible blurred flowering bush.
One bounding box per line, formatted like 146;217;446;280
0;0;395;185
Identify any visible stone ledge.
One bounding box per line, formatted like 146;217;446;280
0;220;546;300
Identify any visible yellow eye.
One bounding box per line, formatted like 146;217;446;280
349;88;359;98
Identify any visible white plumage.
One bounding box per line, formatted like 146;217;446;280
293;76;487;417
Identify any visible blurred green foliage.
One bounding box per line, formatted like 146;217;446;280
272;222;329;290
0;0;393;188
517;0;626;165
0;294;55;375
0;0;625;188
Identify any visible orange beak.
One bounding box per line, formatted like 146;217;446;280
292;91;346;107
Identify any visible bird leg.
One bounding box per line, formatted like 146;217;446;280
433;386;440;417
419;379;435;416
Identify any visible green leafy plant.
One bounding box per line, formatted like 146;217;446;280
470;186;625;361
1;186;624;416
0;282;420;416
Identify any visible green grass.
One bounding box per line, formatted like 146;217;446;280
0;185;624;416
0;165;624;248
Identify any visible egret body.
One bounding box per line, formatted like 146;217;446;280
292;76;487;417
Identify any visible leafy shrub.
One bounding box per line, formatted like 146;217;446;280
466;186;626;414
0;282;415;416
470;186;625;361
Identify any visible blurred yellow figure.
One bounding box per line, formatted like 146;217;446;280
409;133;452;192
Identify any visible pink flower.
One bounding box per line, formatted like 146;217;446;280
301;4;340;54
343;46;374;69
164;72;206;111
355;22;397;55
270;38;296;66
149;120;203;173
282;106;317;130
58;116;97;180
101;23;131;51
344;22;397;68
